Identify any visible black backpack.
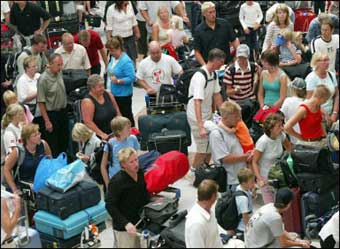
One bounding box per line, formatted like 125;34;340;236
176;68;217;104
5;48;32;81
215;190;248;231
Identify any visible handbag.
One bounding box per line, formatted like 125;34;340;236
253;106;279;123
193;163;227;192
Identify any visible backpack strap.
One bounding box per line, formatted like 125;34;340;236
229;65;236;86
328;71;335;84
250;62;256;88
229;63;256;88
13;144;26;181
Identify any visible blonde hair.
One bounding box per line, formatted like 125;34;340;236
1;103;24;129
21;123;40;145
3;90;17;106
274;4;291;26
220;101;242;118
23;55;38;71
110;116;131;138
282;30;294;41
87;74;104;90
72;123;94;142
313;85;331;100
201;2;215;14
310;52;330;69
117;147;137;164
157;5;171;20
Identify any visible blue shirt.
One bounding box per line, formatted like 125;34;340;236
104;135;140;178
279;43;301;63
107;52;135;97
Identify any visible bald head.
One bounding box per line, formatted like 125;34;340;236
148;41;162;62
62;32;74;53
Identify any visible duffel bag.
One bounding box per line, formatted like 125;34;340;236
291;145;334;174
193;163;227;193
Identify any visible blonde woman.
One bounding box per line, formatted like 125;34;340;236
262;4;294;52
152;5;173;46
3;123;51;194
3;90;33;124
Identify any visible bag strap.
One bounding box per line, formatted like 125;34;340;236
328;71;335;84
13;144;26;181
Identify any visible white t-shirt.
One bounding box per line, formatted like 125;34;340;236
187;66;221;121
185;202;223;248
136;54;182;92
239;2;263;30
16;73;40;105
281;96;304;144
255;133;286;178
311;35;339;73
55;43;91;70
319;211;339;248
1;1;10;21
3;123;22;155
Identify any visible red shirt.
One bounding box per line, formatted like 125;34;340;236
74;30;103;67
298;104;324;140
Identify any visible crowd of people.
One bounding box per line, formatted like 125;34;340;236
1;1;339;248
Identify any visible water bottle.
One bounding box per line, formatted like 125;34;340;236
286;153;296;177
141;229;149;248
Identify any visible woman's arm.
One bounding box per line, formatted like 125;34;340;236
284;107;306;140
133;25;141;40
108;92;122;116
42;139;52;157
3;149;19;193
282;137;292;153
252;150;265;185
151;23;159;42
331;87;339;123
1;195;21;239
273;74;287;108
100;151;110;189
257;72;265;108
81;98;108;140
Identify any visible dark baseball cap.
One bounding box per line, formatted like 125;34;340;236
275;188;295;207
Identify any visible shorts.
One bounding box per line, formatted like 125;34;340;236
187;117;210;153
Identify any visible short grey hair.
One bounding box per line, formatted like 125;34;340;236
87;74;104;90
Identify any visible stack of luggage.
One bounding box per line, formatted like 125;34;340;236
34;180;108;248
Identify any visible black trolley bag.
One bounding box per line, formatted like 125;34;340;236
160;210;187;248
148;129;188;155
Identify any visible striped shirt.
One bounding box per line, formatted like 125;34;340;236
262;21;294;52
223;61;259;101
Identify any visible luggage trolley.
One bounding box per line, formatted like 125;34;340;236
146;95;184;115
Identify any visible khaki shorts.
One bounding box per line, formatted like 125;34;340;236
188;117;210;153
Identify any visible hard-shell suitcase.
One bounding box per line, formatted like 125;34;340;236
296;171;339;194
13;227;42;248
34;201;108;239
148;129;188;155
282;187;302;233
36;181;101;220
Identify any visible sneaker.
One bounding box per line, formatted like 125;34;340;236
184;167;196;184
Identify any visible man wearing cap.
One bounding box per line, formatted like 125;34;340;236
224;44;260;125
245;188;311;248
281;78;307;144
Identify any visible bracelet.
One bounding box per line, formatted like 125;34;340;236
333;112;338;114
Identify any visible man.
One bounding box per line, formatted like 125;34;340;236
209;101;252;192
186;48;225;171
136;41;183;95
245;188;311;248
16;34;48;79
139;1;189;40
311;19;339;73
10;1;50;37
185;179;223;248
194;2;240;66
306;13;339;44
35;54;69;157
54;32;91;76
74;30;108;75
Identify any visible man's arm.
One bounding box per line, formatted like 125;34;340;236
140;9;153;27
279;231;311;248
194;50;206;66
194;99;207;138
137;79;156;95
99;48;108;69
38;102;53;133
213;92;223;110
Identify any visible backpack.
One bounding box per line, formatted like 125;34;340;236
215;190;248;231
1;126;24;166
175;68;217;104
5;48;32;82
85;141;112;185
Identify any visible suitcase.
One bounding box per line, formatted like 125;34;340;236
294;9;316;32
138;112;191;151
62;69;88;93
85;14;102;27
160;210;187;248
296;171;339;194
34;201;109;239
36;181;101;220
282;187;302;234
13;226;42;248
300;192;320;236
148;129;188;155
318;186;339;215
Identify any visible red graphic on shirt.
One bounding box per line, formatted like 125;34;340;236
152;69;164;84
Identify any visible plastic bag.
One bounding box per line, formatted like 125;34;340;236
33;153;67;192
46;159;87;193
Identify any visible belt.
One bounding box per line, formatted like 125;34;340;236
304;137;325;142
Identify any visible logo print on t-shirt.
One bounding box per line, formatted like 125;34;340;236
152;69;164;84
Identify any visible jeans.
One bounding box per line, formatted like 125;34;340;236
115;95;135;127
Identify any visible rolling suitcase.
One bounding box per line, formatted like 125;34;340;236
282;187;302;234
296;171;339;194
13;227;42;248
148;129;188;155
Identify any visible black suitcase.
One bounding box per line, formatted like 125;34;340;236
300;192;320;236
48;14;79;35
36;181;101;220
160;210;187;248
296;171;339;194
318;186;339;215
62;69;88;93
85;14;102;27
148;129;188;155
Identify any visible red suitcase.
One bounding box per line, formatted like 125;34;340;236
294;9;317;32
282;187;302;234
144;150;189;194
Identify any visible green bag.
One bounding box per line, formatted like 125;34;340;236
268;162;287;189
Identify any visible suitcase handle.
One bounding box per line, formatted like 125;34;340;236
153;134;182;153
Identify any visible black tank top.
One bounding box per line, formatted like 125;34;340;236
87;91;116;135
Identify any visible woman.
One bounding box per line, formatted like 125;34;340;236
72;122;101;166
3;90;33;124
16;56;40;116
82;74;121;140
152;5;172;46
106;1;140;64
3;123;51;194
101;116;140;189
105;147;149;248
106;36;136;127
284;85;331;147
262;3;294;52
258;49;288;109
305;53;339;124
1;104;25;156
252;112;291;204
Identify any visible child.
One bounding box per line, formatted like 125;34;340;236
3;90;33;124
281;77;306;144
170;15;189;61
275;30;302;67
234;167;256;240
